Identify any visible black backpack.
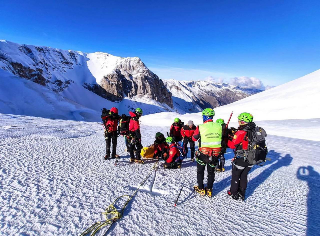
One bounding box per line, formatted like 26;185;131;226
119;114;130;135
245;125;268;165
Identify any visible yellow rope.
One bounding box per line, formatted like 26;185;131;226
80;161;159;236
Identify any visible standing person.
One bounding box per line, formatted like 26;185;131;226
192;108;222;197
163;137;182;169
227;112;255;201
153;132;169;160
101;107;120;160
170;118;183;142
216;118;228;172
181;120;196;161
127;108;143;163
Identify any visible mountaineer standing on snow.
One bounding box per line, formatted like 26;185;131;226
192;108;222;197
181;120;196;161
170;118;183;142
227;112;255;201
127;108;143;163
101;107;120;160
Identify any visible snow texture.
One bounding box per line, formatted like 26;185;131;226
1;67;320;235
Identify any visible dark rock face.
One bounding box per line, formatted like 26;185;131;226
96;59;173;107
0;42;173;108
9;62;48;86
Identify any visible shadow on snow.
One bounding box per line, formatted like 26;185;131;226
297;166;320;236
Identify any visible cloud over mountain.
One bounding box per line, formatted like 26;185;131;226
229;76;265;90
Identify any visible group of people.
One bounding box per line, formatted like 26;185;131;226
101;106;259;201
101;107;143;163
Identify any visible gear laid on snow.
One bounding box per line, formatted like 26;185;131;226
81;162;159;236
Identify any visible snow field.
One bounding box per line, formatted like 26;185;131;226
1;113;319;235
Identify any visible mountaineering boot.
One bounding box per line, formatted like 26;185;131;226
194;186;206;196
232;193;239;200
227;190;239;200
130;158;135;163
216;168;221;172
112;154;119;159
239;188;245;201
205;188;212;198
222;168;225;172
238;192;245;201
134;159;144;164
104;154;110;160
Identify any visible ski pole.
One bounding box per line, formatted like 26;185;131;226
226;111;233;128
174;186;184;207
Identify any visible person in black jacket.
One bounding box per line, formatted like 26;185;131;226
216;119;228;172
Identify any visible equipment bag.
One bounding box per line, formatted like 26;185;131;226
245;126;268;165
119;114;130;135
141;145;155;159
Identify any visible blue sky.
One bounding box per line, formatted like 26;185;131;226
1;0;320;86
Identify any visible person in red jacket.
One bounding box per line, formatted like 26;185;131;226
181;120;196;161
127;108;143;163
153;132;169;159
169;118;183;142
227;112;255;201
101;107;120;159
164;137;182;169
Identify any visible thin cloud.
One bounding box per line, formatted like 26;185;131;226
229;76;265;90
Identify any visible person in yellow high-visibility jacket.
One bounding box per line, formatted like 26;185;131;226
192;108;222;198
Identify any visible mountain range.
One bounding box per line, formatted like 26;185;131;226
0;40;263;120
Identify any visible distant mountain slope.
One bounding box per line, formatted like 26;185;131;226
0;40;262;119
163;79;262;113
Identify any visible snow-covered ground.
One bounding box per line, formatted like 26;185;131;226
1;112;319;236
1;68;320;235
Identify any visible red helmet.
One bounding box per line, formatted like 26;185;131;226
110;107;118;114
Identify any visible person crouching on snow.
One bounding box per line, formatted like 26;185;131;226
153;132;169;160
163;137;182;169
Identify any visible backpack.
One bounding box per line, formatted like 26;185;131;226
119;114;130;135
245;126;268;165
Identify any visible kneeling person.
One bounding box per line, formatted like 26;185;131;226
164;137;182;169
154;132;169;159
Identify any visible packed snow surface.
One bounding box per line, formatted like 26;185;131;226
1;64;320;235
1;111;320;235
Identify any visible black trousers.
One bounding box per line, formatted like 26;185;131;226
218;153;225;169
197;152;216;190
183;137;195;159
127;138;142;160
230;158;252;195
105;131;117;157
